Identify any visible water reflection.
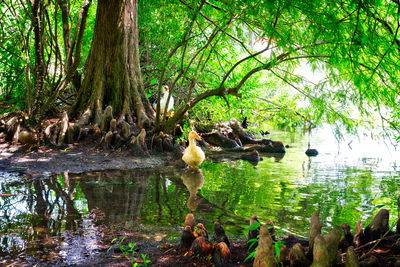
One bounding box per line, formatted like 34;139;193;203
0;172;104;265
79;170;149;224
1;128;400;264
181;169;204;211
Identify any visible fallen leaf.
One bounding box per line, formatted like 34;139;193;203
374;249;391;254
0;194;22;197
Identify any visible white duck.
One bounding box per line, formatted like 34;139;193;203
182;131;205;169
159;85;174;115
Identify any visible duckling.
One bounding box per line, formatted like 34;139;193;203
242;116;248;128
182;131;205;169
213;242;231;267
19;128;38;152
212;222;230;247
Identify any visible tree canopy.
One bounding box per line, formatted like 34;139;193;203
140;0;400;139
0;0;399;141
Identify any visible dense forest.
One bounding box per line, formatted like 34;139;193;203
1;1;400;266
0;0;399;144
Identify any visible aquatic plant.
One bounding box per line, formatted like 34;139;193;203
111;237;151;267
244;221;285;264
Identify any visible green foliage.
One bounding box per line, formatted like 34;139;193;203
0;0;97;116
0;2;29;111
244;249;256;262
0;0;399;139
243;221;285;263
139;0;400;139
111;237;151;267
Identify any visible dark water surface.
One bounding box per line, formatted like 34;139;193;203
1;128;400;265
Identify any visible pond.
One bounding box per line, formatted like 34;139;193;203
1;127;400;265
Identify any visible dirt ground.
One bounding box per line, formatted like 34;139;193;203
0;142;171;175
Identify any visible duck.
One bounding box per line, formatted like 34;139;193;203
182;130;205;169
19;128;38;152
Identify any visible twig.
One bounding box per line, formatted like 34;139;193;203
354;234;399;253
358;221;398;260
163;247;175;254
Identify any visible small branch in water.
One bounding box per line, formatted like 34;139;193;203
341;221;399;259
358;221;398;260
347;140;353;149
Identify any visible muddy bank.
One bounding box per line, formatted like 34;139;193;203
0;117;286;174
0;143;282;175
0;143;169;174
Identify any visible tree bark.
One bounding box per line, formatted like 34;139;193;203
71;0;154;127
30;0;46;121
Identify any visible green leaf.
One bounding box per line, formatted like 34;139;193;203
58;173;65;188
244;250;256;262
248;241;257;250
249;221;261;231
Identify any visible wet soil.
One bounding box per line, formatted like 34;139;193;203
0;142;170;174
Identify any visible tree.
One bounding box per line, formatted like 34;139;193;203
30;0;91;124
1;0;400;142
0;0;93;123
140;0;400;139
70;0;154;127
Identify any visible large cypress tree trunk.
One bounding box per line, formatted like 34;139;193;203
71;0;154;127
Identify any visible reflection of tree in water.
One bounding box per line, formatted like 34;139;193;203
25;174;82;239
78;170;149;224
141;170;188;226
0;173;86;262
150;169;248;233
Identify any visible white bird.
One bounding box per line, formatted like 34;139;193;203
158;85;174;115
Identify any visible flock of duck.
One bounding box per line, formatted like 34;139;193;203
180;213;231;266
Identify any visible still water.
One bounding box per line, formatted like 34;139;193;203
1;128;399;264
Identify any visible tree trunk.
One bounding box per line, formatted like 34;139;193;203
71;0;154;127
30;0;46;122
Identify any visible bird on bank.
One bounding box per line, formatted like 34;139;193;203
212;222;230;247
180;225;196;250
213;242;231;267
182;130;205;169
159;85;174;116
180;213;196;249
190;236;212;256
194;223;208;239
